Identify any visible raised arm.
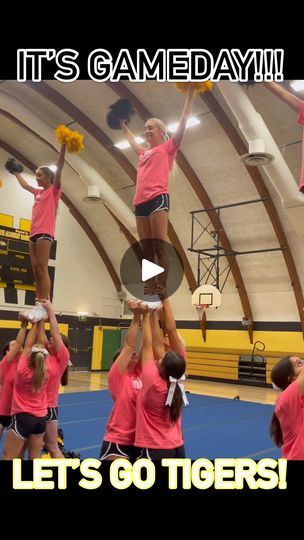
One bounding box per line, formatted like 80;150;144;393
120;120;145;156
54;143;66;189
172;85;196;147
150;310;165;361
14;172;36;194
115;300;142;374
141;309;154;366
5;320;28;363
263;82;302;113
23;323;37;356
156;286;184;353
36;320;47;347
40;299;62;353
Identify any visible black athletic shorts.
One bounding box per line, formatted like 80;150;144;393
30;233;54;244
136;444;185;460
9;413;47;440
135;193;169;218
99;440;140;461
46;407;58;422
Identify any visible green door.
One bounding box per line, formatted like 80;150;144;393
101;329;121;370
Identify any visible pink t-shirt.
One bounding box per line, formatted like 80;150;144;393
298;101;304;192
0;355;18;416
135;360;183;449
133;138;179;206
104;361;142;446
11;354;48;417
30;185;61;238
45;344;70;407
275;381;304;460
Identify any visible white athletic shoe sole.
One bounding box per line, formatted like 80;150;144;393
142;295;162;310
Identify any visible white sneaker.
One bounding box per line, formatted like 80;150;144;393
33;303;48;321
142;294;162;310
19;310;35;322
24;303;48;322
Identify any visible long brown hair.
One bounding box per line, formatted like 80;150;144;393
159;351;186;423
270;412;283;447
60;334;70;387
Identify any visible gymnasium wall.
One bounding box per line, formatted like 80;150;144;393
1;159;303;324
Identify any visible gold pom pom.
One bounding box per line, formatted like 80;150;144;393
55;125;84;154
194;81;213;94
174;81;213;94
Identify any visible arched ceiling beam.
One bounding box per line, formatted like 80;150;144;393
203;91;304;336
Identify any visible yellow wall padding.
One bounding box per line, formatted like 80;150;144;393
180;328;304;382
180;329;304;356
91;326;103;370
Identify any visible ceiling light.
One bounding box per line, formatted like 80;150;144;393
289;80;304;92
167;116;200;133
114;136;145;149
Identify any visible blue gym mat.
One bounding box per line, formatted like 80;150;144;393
31;390;279;460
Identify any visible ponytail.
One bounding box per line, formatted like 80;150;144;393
169;384;184;423
29;351;46;392
270;411;283;447
160;350;187;423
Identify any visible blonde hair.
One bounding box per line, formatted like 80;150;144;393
29;348;47;392
148;118;169;142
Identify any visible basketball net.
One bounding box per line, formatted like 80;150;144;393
195;304;209;321
194;304;208;342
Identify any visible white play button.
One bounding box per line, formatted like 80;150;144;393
142;259;164;282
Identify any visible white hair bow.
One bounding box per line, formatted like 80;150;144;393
272;382;282;392
31;345;49;356
165;374;189;407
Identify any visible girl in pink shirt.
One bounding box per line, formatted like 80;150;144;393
11;143;66;322
37;300;70;458
0;321;28;441
2;322;51;460
120;87;195;303
263;82;304;192
100;300;143;461
270;355;304;460
135;307;188;460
